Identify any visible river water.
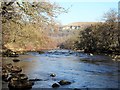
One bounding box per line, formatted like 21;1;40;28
2;49;120;89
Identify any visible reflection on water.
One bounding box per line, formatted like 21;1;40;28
2;49;120;88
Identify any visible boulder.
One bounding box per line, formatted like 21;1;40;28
2;72;8;81
2;49;19;57
18;74;28;80
8;53;19;57
3;63;13;71
8;79;32;89
11;66;22;73
8;73;33;89
2;69;12;82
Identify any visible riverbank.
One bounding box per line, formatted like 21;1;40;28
83;49;120;61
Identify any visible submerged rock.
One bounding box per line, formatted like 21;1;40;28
58;80;71;85
52;83;60;88
13;59;20;62
29;78;43;81
80;58;104;63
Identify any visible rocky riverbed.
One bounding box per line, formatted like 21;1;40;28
1;49;120;89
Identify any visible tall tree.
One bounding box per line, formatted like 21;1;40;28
1;0;66;50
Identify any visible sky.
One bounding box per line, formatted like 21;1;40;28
53;0;119;25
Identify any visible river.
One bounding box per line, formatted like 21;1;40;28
2;49;120;89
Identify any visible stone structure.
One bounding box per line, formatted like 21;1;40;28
60;22;96;31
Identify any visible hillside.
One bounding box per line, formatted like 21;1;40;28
66;22;97;26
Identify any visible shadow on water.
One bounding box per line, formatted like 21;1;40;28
2;49;120;89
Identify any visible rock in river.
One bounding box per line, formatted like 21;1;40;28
2;49;19;57
2;72;8;81
18;74;28;80
50;73;56;77
3;63;13;71
8;79;33;89
8;73;33;89
58;80;71;85
7;73;28;81
52;83;60;88
11;66;22;73
38;51;45;54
